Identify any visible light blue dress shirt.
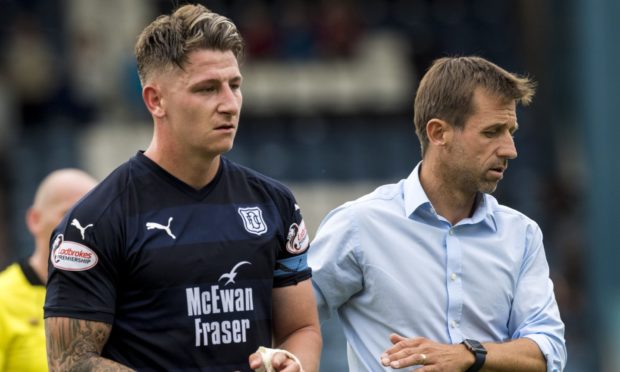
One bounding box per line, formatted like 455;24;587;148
309;163;567;371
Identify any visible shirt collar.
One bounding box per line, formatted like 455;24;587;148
18;258;45;287
403;162;431;218
403;161;497;231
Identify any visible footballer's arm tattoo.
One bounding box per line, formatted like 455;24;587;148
45;317;135;371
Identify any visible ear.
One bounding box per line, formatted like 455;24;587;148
426;118;452;147
26;207;41;236
143;85;166;118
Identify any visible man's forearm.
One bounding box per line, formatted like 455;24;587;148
482;338;546;372
49;354;135;372
45;317;135;372
276;325;322;372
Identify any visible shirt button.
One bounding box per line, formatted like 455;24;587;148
451;320;458;328
449;229;454;235
450;273;458;281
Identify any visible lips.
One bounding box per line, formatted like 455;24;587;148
214;124;235;131
488;164;507;179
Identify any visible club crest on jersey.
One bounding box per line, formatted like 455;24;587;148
51;239;98;271
286;219;309;254
238;207;268;236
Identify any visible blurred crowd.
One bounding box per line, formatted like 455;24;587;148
0;0;588;370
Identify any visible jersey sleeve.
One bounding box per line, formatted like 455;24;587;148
273;192;311;288
44;201;123;324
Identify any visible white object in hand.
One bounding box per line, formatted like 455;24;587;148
254;346;303;372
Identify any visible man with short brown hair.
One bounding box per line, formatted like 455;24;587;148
310;56;566;371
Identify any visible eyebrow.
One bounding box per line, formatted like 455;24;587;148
192;75;242;84
488;121;518;129
482;122;519;135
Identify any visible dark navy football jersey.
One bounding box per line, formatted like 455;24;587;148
44;152;311;371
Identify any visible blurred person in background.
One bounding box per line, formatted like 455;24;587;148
44;4;320;372
0;168;97;371
309;56;566;371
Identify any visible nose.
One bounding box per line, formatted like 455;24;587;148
218;86;241;116
498;133;518;160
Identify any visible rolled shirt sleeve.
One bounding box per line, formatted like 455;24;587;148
510;224;567;371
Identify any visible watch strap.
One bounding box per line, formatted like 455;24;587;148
463;339;486;372
466;351;485;372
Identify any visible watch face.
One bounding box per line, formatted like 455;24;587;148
464;339;487;354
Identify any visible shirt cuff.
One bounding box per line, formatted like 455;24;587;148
523;334;566;372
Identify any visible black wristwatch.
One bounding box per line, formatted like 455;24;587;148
462;339;487;372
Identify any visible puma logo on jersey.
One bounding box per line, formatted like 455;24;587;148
71;219;93;240
146;217;176;239
218;261;251;286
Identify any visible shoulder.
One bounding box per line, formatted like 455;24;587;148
486;196;542;236
335;180;404;216
56;159;137;247
317;180;405;233
0;263;19;287
71;160;134;221
493;200;537;224
223;157;295;199
0;263;22;307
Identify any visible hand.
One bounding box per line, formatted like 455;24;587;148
380;333;474;370
249;348;303;372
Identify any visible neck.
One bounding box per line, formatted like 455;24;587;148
419;160;477;225
144;144;221;190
